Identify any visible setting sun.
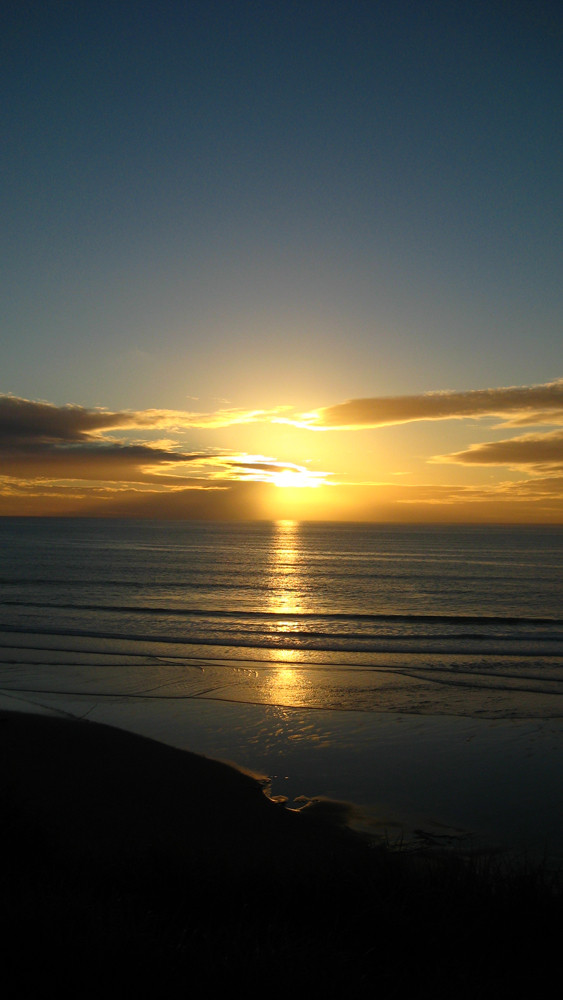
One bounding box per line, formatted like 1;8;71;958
1;3;561;528
271;468;325;489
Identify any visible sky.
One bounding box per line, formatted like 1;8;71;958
2;0;562;521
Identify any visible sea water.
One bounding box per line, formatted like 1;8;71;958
1;518;562;856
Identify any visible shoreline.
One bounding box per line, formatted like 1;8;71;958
1;627;562;863
3;684;562;863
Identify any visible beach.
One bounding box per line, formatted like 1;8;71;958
1;627;562;861
2;519;562;989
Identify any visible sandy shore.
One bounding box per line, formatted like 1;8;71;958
2;629;563;864
2;674;563;863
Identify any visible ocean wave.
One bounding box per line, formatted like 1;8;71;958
2;599;562;627
2;621;563;658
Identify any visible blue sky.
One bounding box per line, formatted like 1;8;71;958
2;1;562;519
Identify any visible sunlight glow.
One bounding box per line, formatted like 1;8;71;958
265;663;315;707
271;468;324;488
223;454;329;491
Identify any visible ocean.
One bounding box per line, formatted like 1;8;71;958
1;518;562;857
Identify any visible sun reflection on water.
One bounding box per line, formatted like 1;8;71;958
264;662;314;707
267;520;302;620
263;520;313;704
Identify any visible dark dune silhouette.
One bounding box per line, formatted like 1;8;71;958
1;712;560;994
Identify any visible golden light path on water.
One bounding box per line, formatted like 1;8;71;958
263;520;315;706
0;515;562;860
255;520;412;712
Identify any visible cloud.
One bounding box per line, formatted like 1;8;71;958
0;442;215;482
0;394;288;443
0;394;321;501
0;394;232;484
3;389;563;521
300;379;563;429
8;380;563;448
438;429;563;471
227;459;306;475
222;457;330;487
0;395;134;443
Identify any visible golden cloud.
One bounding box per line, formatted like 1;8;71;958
0;394;288;443
301;379;563;429
437;429;563;471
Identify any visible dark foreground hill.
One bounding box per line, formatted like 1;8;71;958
1;712;560;996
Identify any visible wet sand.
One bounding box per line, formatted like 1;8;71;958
1;630;562;865
1;666;562;862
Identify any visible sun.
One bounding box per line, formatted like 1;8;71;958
227;454;330;491
271;468;325;488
